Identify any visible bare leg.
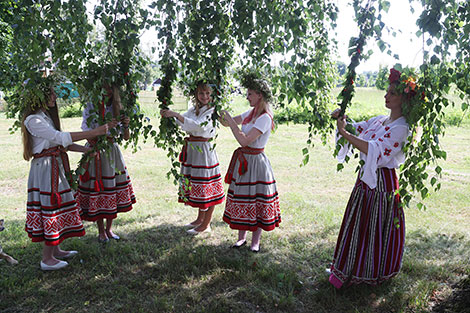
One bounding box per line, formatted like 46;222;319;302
233;230;247;247
105;218;118;239
42;244;61;265
194;206;214;231
53;245;77;258
188;209;204;226
250;228;262;251
0;251;18;265
97;219;108;241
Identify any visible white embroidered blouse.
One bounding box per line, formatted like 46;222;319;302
337;115;410;189
24;111;72;154
176;105;217;138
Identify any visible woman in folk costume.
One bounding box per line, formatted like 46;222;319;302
160;81;225;235
328;68;412;288
219;74;281;252
21;79;116;270
75;85;136;243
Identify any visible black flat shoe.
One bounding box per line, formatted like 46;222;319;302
231;240;247;249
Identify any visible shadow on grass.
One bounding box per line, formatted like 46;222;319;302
1;219;469;313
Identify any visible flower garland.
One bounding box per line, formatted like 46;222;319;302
388;67;428;127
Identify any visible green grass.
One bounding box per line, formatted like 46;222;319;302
0;89;469;312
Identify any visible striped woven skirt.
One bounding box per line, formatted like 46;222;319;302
179;140;225;210
75;143;136;221
223;152;281;231
329;167;405;288
26;156;85;246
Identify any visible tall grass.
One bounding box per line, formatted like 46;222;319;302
0;90;469;312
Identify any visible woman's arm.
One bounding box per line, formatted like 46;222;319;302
337;116;368;154
70;120;118;142
160;109;184;123
121;115;130;141
219;112;242;127
67;144;92;153
221;110;262;147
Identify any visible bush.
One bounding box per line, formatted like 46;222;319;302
59;101;83;118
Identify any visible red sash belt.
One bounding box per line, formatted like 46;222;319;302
78;138;113;192
179;136;209;163
224;146;264;184
33;146;72;207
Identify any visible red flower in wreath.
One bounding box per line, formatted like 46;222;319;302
372;134;376;139
388;68;401;84
385;126;390;131
394;142;399;148
384;148;392;156
357;126;363;133
384;133;391;138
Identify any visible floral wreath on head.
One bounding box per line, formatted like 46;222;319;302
240;71;273;103
388;67;427;125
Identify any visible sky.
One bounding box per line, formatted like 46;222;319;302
334;0;424;72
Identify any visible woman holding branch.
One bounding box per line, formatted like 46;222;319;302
328;68;411;288
160;80;225;235
75;84;136;243
21;79;116;270
219;74;281;252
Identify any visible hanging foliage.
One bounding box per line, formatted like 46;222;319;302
335;0;470;209
2;0;469;209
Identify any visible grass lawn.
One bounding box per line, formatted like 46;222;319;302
0;88;469;312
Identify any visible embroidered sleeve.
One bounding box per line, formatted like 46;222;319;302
362;124;409;188
336;116;382;162
352;115;383;135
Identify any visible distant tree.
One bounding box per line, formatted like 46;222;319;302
356;74;366;87
375;66;388;90
336;61;347;76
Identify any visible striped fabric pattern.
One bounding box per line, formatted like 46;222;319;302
76;143;136;221
26;155;85;246
330;168;405;288
179;140;225;210
223;152;281;231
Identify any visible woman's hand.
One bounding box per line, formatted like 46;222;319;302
337;115;348;136
121;115;130;127
95;119;118;136
219;110;233;127
331;108;344;120
160;109;176;118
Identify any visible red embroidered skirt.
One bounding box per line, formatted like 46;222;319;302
223;150;281;231
178;139;225;210
26;150;85;246
75;143;136;221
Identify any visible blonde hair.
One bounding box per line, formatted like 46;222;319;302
251;89;273;118
192;82;212;116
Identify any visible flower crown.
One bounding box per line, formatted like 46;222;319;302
388;67;428;125
240;72;273;103
388;68;423;101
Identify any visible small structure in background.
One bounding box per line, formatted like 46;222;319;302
152;78;162;91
